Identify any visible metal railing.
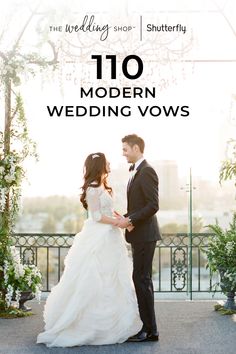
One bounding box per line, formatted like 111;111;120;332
12;232;219;298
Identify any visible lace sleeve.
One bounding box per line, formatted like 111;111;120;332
86;187;102;222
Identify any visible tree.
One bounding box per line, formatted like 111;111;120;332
161;217;203;234
63;218;84;233
41;216;56;233
161;223;188;233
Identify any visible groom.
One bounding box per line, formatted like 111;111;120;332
117;134;161;342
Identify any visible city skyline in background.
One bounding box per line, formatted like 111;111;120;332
16;159;236;234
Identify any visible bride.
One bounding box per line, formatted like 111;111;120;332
37;152;142;347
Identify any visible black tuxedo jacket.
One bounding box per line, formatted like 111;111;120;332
125;160;162;244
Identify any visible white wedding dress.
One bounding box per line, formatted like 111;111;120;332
37;186;141;347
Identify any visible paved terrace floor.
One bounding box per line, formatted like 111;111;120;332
0;301;236;354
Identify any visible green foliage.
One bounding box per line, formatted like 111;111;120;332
4;262;42;295
0;310;33;318
0;246;42;309
0;298;33;318
220;160;236;186
63;218;84;233
0;94;38;228
23;196;85;220
41;216;56;233
204;213;236;294
0;4;58;311
0;51;57;87
0;95;38;308
0;94;38;260
219;139;236;187
214;303;236;315
161;223;188;233
161;217;204;233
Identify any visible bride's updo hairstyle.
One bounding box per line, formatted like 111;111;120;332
80;152;112;209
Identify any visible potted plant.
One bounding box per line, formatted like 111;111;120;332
0;246;42;312
204;213;236;312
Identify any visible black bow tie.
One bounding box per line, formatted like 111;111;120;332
129;164;135;172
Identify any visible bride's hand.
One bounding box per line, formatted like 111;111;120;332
113;211;123;219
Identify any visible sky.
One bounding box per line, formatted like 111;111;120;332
1;0;236;196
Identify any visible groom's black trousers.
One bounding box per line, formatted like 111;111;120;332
131;241;157;333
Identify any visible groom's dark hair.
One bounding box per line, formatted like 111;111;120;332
122;134;145;153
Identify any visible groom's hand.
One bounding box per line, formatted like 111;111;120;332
114;213;134;231
116;217;130;229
